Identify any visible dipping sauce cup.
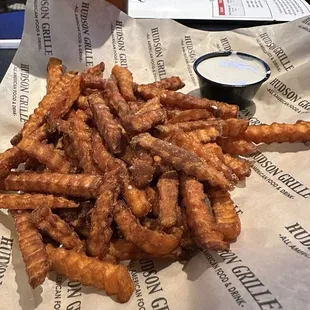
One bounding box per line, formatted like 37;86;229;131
193;51;271;106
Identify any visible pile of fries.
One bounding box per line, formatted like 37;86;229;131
0;58;309;303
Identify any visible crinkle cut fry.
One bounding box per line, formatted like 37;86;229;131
4;172;103;198
11;211;50;288
136;85;238;119
180;175;228;250
89;93;127;154
222;119;249;137
112;65;136;101
83;62;105;76
169;130;238;184
121;97;167;134
242;121;310;144
22;72;76;137
131;133;233;191
46;75;81;126
140;76;185;91
207;187;241;241
17;137;72;173
87;171;121;258
0;193;77;209
67;110;98;174
223;154;251;180
31;206;83;251
157;171;179;228
187;127;222;144
104;79;130;118
217;137;257;155
167;109;214;124
0;146;27;179
46;245;134;303
47;57;63;93
114;201;182;255
107;239;182;261
81;74;105;89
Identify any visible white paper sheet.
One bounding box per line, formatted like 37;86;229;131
1;1;310;309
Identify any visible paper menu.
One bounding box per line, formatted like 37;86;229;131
1;0;310;309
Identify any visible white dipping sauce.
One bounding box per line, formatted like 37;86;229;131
197;53;268;86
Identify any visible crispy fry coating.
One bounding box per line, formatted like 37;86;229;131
223;154;251;180
22;72;76;137
81;74;105;89
67;110;98;173
0;193;77;209
121;97;166;133
4;172;103;198
122;174;152;218
187;127;222;144
242;121;310;144
87;172;121;258
157;171;179;228
104;79;130;118
46;75;81;126
108;239;182;261
132;133;233;190
46;245;134;303
112;65;136;101
180;176;228;250
156;120;223;138
140;76;185;91
114;201;182;255
208;188;241;241
47;57;63;93
83;62;105;76
167;109;214;124
17;138;72;173
89;93;127;154
120;145;155;188
136;85;238;119
31;206;83;251
222;119;249;137
62;135;79;170
169;131;238;185
217;137;257;155
10;131;22;146
76;95;90;110
11;211;50;288
0;146;27;179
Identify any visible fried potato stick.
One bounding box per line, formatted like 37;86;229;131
169;130;238;184
83;62;105;76
132;133;233;190
157;171;179;228
17;138;72;173
180;176;228;250
140;76;185;91
114;201;182;255
136;85;238;119
156;120;223;138
89;93;127;154
10;131;23;146
167;109;214;124
222;119;249;137
121;97;166;134
22;72;76;137
81;74;105;89
107;239;182;261
104;79;130;118
4;172;103;198
242;121;310;144
223;154;251;180
87;172;120;258
31;206;84;252
112;65;136;101
46;245;134;303
187;127;222;144
0;193;77;209
0;146;27;179
217;137;257;155
11;211;50;288
76;95;90;110
47;57;63;93
208;188;241;241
